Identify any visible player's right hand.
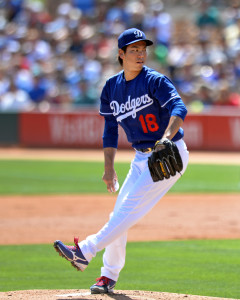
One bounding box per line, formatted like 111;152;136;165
102;169;118;193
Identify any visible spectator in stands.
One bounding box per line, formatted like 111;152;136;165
0;71;10;96
1;0;240;111
105;0;130;33
195;83;215;106
0;78;33;111
145;2;173;48
73;79;98;107
195;0;221;28
71;0;96;16
28;75;48;104
5;0;24;22
215;81;240;106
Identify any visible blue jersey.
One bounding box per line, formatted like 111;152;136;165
100;66;187;149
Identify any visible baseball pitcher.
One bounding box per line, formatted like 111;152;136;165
54;28;189;294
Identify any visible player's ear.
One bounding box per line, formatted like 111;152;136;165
119;49;124;58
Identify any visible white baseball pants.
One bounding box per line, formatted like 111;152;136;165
79;139;189;281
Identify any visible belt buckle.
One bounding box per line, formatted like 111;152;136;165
145;148;152;153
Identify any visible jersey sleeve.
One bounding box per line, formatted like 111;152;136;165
152;75;187;121
99;80;119;148
99;81;113;116
102;115;119;148
167;97;188;121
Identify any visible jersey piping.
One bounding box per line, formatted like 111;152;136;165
161;95;179;108
99;110;113;115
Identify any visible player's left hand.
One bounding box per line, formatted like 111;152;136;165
148;138;183;182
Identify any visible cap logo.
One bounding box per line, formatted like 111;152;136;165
134;30;143;38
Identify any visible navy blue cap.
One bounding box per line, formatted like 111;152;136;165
118;28;153;49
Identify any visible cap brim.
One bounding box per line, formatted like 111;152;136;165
120;39;153;48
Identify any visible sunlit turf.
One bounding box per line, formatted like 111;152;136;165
0;160;239;194
0;240;240;299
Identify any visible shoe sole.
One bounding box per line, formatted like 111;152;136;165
91;289;114;294
53;241;84;272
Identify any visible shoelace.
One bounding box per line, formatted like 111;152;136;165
96;276;110;285
74;237;80;250
66;237;80;251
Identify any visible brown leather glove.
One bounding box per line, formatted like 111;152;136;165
148;138;183;182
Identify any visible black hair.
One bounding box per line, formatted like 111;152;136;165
118;45;127;66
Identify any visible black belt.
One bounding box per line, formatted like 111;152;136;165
135;138;182;153
135;147;153;153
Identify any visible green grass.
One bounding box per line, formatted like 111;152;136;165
0;159;239;298
171;163;240;193
0;160;239;194
0;160;107;194
0;240;240;298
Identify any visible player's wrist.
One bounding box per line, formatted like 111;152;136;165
154;138;169;150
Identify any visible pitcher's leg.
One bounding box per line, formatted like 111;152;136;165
79;173;185;260
101;231;127;281
100;158;139;281
79;141;189;261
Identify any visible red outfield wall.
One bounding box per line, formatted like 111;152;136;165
19;110;240;151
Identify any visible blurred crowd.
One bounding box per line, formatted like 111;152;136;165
1;0;240;113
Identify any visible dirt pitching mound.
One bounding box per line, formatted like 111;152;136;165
0;289;238;300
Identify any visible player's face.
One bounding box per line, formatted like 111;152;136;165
120;41;147;72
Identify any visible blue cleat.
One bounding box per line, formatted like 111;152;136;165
90;276;116;294
53;237;88;272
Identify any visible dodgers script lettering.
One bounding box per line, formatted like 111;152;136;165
110;94;154;122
